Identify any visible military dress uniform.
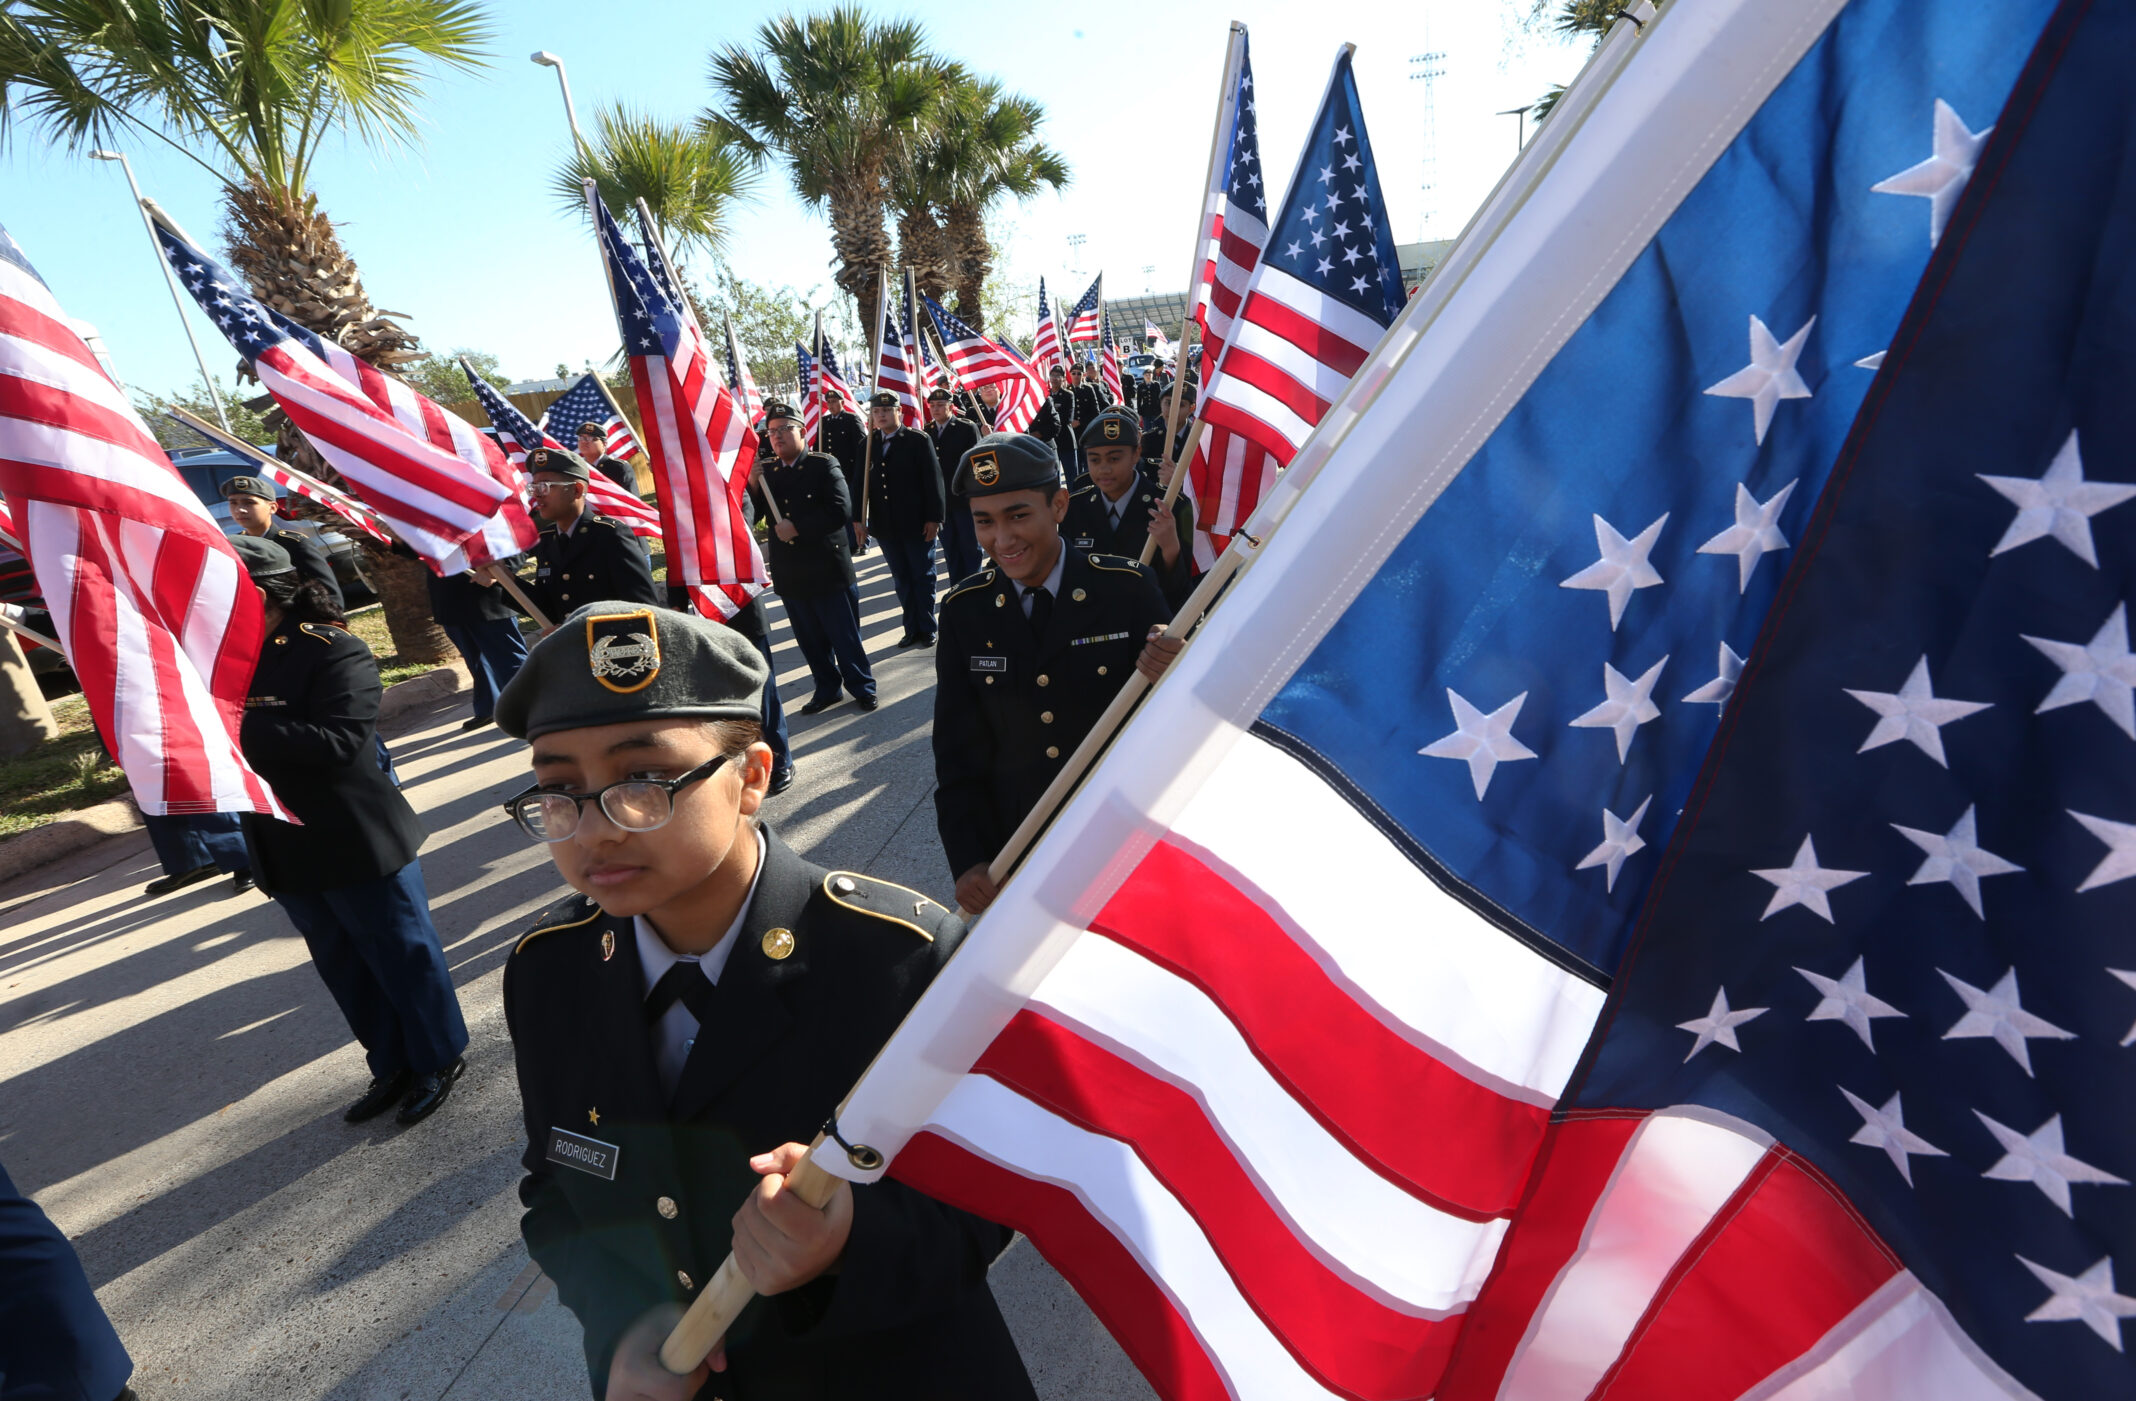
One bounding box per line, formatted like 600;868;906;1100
817;406;868;551
591;453;640;496
493;603;1034;1401
223;476;346;610
1062;469;1197;611
864;393;947;646
514;449;662;621
753;417;876;710
931;434;1173;879
1042;380;1077;475
927;397;984;587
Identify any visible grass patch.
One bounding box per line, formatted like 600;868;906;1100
344;604;450;688
0;693;131;841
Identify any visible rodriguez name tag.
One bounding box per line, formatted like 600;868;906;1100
546;1127;620;1180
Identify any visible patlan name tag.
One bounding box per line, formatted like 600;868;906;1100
970;656;1008;673
546;1126;620;1181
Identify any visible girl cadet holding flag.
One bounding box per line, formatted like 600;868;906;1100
491;600;1033;1400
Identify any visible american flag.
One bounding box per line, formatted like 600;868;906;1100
900;276;941;400
921;293;1021;390
162;411;394;548
1064;273;1102;346
0;223;286;820
1188;49;1401;569
1098;314;1124;405
587;184;764;621
795;342;824;443
1194;30;1267;380
874;272;924;429
537;373;640;462
1031;277;1063;375
722;319;764;429
987;337;1047;435
462;369;662;542
148;210;516;570
789;4;2134;1399
1145;319;1173;357
818;339;858;413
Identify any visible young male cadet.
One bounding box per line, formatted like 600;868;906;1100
753;400;877;715
924;386;984;586
503;447;661;627
1061;408;1196;607
222;475;343;609
860;391;945;647
495;603;1032;1401
931;433;1183;914
577;422;641;496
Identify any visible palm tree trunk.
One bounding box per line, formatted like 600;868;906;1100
829;173;895;350
896;206;952;303
943;202;990;330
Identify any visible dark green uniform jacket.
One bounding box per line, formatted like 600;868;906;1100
931;547;1172;877
816;411;866;508
751;451;856;601
927;417;982;521
863;427;944;537
504;826;1035;1400
519;507;660;620
239;616;423;895
1061;480;1198;608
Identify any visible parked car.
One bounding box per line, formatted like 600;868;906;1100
166;446;377;604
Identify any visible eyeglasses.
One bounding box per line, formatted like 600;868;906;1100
528;480;580;496
503;753;730;842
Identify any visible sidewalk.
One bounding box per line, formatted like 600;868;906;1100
0;554;1149;1401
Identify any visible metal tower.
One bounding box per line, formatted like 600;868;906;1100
1409;28;1448;242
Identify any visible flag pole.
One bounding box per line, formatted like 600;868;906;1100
1143;23;1247;565
0;605;62;653
164;406;385;531
856;265;889;537
810;310;826;449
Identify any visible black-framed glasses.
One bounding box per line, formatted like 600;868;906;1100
502;753;731;842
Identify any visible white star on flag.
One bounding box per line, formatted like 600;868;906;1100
1576;795;1652;892
1872;98;1992;247
1560;512;1668;630
1697;480;1797;592
1844;655;1991;767
2018;1255;2136;1352
1855;350;1887;370
1891;804;2023;918
1937;967;2075;1075
1419;689;1537;800
1977;431;2136;568
1569;657;1667;762
1677;987;1767;1061
2024;602;2136;739
1975;1112;2127;1217
2069;809;2136;892
1794;956;1907;1052
1751;835;1868;922
1704;314;1815;446
1683;642;1746;707
1840;1087;1947;1186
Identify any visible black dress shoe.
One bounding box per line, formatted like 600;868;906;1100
461;714;494;732
230;870;256;895
917;634;936;648
396;1057;466;1126
767;767;796;795
894;633;920;648
854;693;880;712
344;1070;414;1123
799;693;840;715
145;864;219;897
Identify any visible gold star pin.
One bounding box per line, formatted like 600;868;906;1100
588;1107;600;1126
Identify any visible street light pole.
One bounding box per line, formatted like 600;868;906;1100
1495;105;1534;152
90;149;232;431
530;51;595;164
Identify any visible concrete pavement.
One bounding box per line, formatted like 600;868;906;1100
0;553;1152;1401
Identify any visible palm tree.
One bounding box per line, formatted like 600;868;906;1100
932;76;1067;329
551;103;759;262
707;7;953;340
0;0;491;663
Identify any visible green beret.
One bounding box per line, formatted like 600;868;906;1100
868;390;899;409
761;399;800;424
526;447;591;481
494;601;769;742
576;421;605;438
221;475;274;502
926;386;953;403
1079;409;1142;451
230;534;295;579
953;432;1062;498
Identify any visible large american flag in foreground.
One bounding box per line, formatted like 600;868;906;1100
538;373;639;461
587;185;763;620
461;368;662;542
813;2;2131;1397
0;224;284;819
1188;47;1402;569
147;209;517;570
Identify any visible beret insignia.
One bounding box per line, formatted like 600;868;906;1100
969;448;1000;487
1103;419;1122;441
586;608;662;694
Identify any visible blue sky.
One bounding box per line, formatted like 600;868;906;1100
5;1;1590;400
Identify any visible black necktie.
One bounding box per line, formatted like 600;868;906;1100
1026;585;1053;642
644;960;715;1027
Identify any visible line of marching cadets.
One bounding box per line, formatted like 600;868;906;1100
119;372;1200;1399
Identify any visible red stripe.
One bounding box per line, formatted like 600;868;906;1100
980;1011;1463;1399
1095;839;1552;1216
1436;1115;1648;1401
1596;1150;1900;1401
891;1131;1239;1401
1240;291;1373;377
1199;396;1300;478
271;404;481;544
1212;344;1328;430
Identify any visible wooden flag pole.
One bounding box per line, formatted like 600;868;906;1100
165;407;387;531
490;570;554;632
856;265;891;535
0;605;62;653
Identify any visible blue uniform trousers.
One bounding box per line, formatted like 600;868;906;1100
876;532;938;641
439;616;529;721
941;511;984;588
785;589;876;703
272;860;469;1081
738;627;792;776
142;812;249;878
0;1158;132;1401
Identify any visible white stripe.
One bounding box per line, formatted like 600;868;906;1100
1171;732;1608;1101
1226;314;1367;405
924;1076;1347;1401
1248;266;1393;353
1031;933;1509;1312
1743;1273;2040;1401
1496;1110;1770;1401
1203;373;1313;454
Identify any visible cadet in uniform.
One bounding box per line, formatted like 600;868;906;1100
1042;366;1077;476
233;536;468;1126
503;447;661;626
932;433;1182;914
223;475;344;609
577;422;642;496
972;381;1001;430
816;388;867;552
753;399;877;715
861;390;945;648
495;602;1035;1401
1063;409;1196;607
925;386;984;586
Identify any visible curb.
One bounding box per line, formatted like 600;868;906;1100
379;662;469;723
